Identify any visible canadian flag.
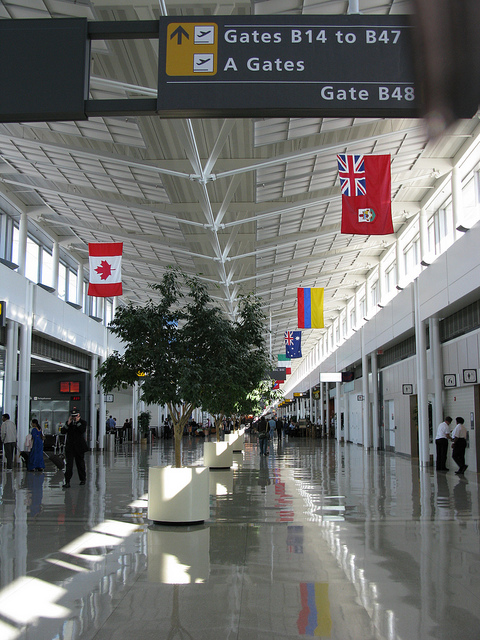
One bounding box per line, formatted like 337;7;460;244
88;242;123;297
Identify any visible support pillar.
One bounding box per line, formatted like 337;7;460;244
98;356;106;449
451;166;462;238
90;355;98;449
414;280;430;466
371;351;380;450
17;212;28;277
52;241;59;294
17;283;33;450
362;326;371;449
4;320;18;417
430;316;444;432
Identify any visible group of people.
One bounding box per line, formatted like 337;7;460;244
435;416;469;474
107;415;133;444
256;415;287;455
1;407;89;488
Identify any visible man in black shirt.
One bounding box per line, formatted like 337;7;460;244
61;407;88;488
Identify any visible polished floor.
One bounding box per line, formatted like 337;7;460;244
0;434;479;640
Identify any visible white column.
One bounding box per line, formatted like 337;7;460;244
430;316;444;432
378;260;385;307
98;356;106;449
451;166;463;237
414;280;430;466
132;382;139;442
320;381;324;434
335;381;341;440
395;235;403;290
17;282;33;449
362;326;371;449
419;206;430;266
77;262;84;309
52;241;59;294
344;390;350;442
325;384;330;436
90;355;98;449
17;212;28;277
371;351;380;450
4;320;18;417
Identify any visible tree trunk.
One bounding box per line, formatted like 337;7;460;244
168;402;195;468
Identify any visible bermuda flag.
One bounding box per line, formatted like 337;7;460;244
88;242;123;297
337;154;393;235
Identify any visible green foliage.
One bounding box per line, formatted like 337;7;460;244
96;268;272;465
138;410;151;434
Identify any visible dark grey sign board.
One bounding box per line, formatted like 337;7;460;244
0;18;89;122
158;15;419;117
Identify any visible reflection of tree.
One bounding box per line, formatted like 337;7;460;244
167;584;195;640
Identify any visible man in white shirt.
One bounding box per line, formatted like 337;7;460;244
451;416;468;475
1;414;17;471
435;416;452;471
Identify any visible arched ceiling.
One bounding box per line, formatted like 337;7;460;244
0;0;478;377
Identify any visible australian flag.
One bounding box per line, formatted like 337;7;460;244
285;330;302;359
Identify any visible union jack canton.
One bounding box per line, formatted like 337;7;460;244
284;331;294;346
337;154;366;197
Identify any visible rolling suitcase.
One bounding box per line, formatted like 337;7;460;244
43;451;65;470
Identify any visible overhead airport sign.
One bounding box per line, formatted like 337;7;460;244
158;15;418;117
0;19;88;122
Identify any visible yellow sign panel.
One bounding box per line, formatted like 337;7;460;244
166;23;218;76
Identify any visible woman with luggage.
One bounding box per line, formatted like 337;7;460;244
27;418;45;472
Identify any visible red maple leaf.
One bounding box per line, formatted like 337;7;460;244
95;260;114;281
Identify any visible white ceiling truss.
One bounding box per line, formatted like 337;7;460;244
0;0;478;377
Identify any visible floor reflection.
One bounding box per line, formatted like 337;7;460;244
0;436;478;640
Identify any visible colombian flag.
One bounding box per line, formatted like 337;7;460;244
297;288;324;329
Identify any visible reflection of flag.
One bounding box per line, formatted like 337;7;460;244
88;242;123;297
297;583;332;636
337;154;393;235
297;288;324;329
285;331;302;358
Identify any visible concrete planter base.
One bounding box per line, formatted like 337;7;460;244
148;466;209;525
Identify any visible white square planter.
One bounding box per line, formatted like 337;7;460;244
148;466;209;525
203;441;233;468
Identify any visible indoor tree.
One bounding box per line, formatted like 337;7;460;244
97;269;271;467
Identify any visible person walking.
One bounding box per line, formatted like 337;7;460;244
1;413;17;471
276;417;283;440
267;415;276;453
258;416;268;456
61;407;88;488
451;416;468;475
27;418;45;472
435;416;452;471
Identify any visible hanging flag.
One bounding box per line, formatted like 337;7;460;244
88;242;123;297
337;154;393;235
272;380;281;390
297;288;324;329
277;354;291;374
285;330;302;358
